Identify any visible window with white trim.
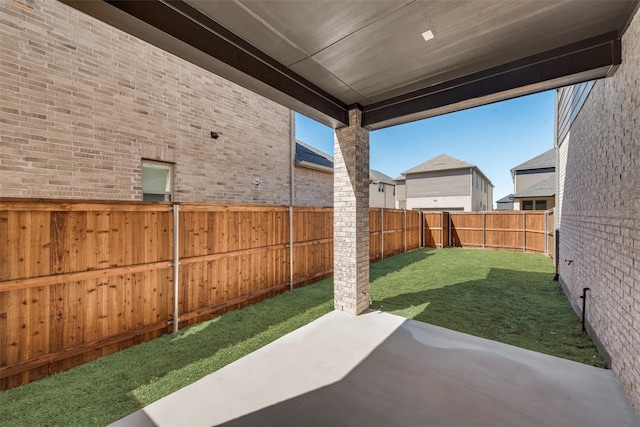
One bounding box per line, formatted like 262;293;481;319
142;160;173;201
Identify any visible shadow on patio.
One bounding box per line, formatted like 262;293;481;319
113;310;639;427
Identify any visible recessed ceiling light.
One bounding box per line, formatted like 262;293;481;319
421;29;434;42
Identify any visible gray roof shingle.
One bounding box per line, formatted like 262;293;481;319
512;176;555;198
295;141;333;169
403;154;474;174
496;194;514;203
295;141;395;185
370;169;394;185
511;149;555;172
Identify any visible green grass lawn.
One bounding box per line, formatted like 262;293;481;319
0;248;603;426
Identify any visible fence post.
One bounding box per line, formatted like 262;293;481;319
484;212;488;249
448;212;452;247
380;208;384;260
544;210;548;255
440;211;443;248
522;211;526;252
421;211;424;248
172;204;180;333
403;209;407;253
289;206;294;291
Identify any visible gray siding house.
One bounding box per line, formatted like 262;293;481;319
496;194;515;210
395;154;493;211
510;149;556;210
369;170;396;208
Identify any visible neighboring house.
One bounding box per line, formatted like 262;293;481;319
510;149;556;210
1;0;294;205
369;170;396;208
294;141;395;208
496;194;515;210
394;176;407;209
395;154;493;211
294;141;333;206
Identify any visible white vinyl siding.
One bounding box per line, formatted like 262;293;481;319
406;170;469;198
370;182;396;208
556;132;570;225
514;170;555;193
471;176;492;211
557;82;595;144
395;180;406;202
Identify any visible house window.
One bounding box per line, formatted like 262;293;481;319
522;200;547;210
378;183;385;192
522;200;534;210
142;160;173;201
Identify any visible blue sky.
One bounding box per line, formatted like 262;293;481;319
295;91;555;205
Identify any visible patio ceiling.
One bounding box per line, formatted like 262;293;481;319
63;0;638;130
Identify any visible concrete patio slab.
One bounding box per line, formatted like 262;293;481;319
111;310;639;427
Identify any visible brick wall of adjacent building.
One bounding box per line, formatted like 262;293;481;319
295;167;333;207
557;9;640;413
0;0;292;204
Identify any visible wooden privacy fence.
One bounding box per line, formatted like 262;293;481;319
422;210;555;256
370;208;421;262
0;200;420;389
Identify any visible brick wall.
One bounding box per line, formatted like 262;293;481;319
333;109;370;315
558;9;640;413
0;0;292;204
295;167;333;207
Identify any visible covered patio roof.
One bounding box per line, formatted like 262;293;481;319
63;0;638;130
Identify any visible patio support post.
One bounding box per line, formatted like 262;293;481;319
333;107;370;315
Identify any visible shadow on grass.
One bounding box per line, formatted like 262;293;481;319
1;249;600;426
4;249;435;427
369;248;436;282
374;268;603;367
0;280;335;427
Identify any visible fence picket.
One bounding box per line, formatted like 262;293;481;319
0;200;549;389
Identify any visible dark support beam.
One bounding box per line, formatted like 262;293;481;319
74;0;349;126
362;33;622;130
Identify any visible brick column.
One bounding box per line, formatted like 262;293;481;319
333;108;370;315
